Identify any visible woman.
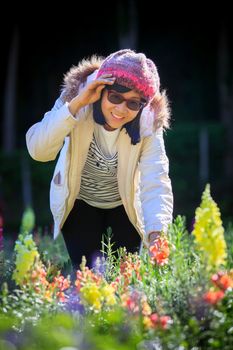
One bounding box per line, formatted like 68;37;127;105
26;49;173;268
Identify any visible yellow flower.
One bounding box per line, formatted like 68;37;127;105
80;283;102;311
101;284;116;306
143;316;153;329
13;237;39;286
192;184;227;270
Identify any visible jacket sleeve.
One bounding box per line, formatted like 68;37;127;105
138;128;173;243
26;95;78;162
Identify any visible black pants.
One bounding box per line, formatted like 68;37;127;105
62;200;141;269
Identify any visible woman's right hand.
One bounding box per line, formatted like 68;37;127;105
68;74;115;116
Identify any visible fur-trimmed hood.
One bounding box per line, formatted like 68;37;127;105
61;56;171;135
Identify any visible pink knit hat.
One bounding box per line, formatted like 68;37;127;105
96;49;160;103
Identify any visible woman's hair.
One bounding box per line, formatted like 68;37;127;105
93;83;142;145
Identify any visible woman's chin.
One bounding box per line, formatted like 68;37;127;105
104;122;119;131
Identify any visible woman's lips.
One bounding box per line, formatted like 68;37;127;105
111;113;124;120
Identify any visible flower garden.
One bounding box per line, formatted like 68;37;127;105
0;184;233;350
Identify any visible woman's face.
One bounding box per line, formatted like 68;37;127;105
101;88;143;131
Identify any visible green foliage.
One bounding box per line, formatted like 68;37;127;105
20;206;35;235
100;227;122;282
36;231;71;272
0;284;58;332
225;223;233;270
139;216;208;323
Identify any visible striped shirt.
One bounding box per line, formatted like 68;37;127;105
78;125;122;208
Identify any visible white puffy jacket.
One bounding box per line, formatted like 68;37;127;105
26;72;173;247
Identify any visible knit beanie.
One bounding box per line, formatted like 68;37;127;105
96;49;160;103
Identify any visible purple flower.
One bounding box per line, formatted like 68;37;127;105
63;286;85;314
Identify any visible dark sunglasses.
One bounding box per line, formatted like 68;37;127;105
107;90;146;111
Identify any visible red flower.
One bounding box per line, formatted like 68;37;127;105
160;315;173;329
148;313;172;329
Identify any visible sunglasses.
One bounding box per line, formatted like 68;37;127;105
107;90;146;111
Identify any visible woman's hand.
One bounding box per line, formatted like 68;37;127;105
68;74;115;116
148;231;161;252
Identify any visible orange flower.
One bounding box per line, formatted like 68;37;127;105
149;237;170;266
75;267;102;292
121;292;140;314
109;254;142;293
121;290;151;316
203;290;225;305
119;254;141;288
211;271;233;291
52;275;71;291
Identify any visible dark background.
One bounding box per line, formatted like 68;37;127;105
1;1;233;235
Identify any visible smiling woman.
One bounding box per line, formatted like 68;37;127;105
100;87;143;131
25;49;173;269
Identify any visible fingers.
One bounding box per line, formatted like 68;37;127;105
93;74;116;86
95;85;105;94
98;73;114;79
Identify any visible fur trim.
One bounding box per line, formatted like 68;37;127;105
61;55;104;102
151;90;171;130
139;91;171;137
61;56;171;132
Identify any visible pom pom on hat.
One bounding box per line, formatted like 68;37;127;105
97;49;160;103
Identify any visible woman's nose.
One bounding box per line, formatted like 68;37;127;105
115;101;128;113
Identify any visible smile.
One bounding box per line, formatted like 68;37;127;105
111;113;124;120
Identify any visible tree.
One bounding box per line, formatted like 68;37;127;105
218;23;233;190
2;27;19;153
117;0;138;50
